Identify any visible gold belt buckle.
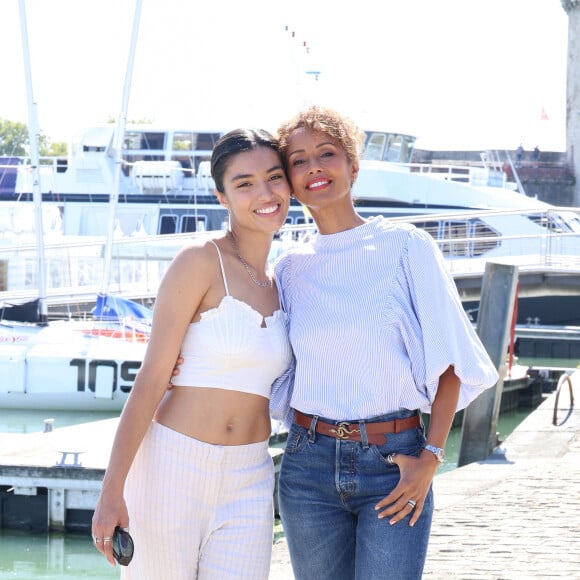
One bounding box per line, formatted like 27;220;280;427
330;422;360;440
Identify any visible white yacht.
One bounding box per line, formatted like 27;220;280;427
0;125;548;239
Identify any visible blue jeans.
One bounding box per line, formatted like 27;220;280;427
278;410;433;580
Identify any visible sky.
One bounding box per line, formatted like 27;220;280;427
1;0;570;152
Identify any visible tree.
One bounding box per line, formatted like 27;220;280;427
0;118;28;156
40;138;67;158
0;117;67;158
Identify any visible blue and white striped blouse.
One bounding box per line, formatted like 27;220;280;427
270;216;498;426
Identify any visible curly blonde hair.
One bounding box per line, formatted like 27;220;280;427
277;105;366;166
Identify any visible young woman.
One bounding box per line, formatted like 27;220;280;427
91;128;292;579
270;106;499;580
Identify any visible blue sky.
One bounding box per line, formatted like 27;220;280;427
1;0;569;151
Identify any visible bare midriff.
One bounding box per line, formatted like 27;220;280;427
154;386;271;445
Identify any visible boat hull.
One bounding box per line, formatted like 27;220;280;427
0;321;147;411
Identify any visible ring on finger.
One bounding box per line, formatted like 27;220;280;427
92;536;102;543
103;537;113;544
407;499;417;508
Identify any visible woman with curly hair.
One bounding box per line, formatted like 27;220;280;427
270;105;498;580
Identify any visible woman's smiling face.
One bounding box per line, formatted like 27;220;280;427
218;146;291;233
284;128;358;212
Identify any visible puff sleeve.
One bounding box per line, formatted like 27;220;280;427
269;357;296;430
394;228;499;412
269;254;295;429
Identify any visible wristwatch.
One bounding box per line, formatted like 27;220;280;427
424;444;445;463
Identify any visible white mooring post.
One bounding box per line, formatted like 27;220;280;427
458;262;519;467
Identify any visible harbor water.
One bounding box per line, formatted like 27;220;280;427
0;357;576;579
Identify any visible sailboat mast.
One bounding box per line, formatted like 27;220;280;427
100;0;143;294
18;0;47;324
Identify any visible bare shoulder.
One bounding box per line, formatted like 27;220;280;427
159;236;224;297
172;236;222;269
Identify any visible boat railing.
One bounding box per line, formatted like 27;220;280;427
391;207;580;273
552;372;575;426
4;155;218;197
281;206;580;271
1;207;580;308
4;155;512;197
0;232;198;305
402;162;508;188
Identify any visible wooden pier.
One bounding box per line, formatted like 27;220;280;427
0;418;283;532
0;418;116;532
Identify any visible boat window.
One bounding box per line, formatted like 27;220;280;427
181;215;208;233
363;133;387;161
470;220;500;256
159;214;178;235
399;136;415;163
171;132;195;175
363;132;416;163
123;131;167;175
170;132;221;171
195;133;222;152
560;213;580;233
0;260;6;291
437;220;470;257
172;132;194;151
385;135;403;162
527;212;576;234
527;213;552;230
415;219;499;258
124;131;166;152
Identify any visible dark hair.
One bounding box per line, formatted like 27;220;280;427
277;105;365;166
211;128;280;193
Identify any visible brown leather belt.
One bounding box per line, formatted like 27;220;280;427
293;411;420;445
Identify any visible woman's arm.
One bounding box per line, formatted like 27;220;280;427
92;244;211;565
374;365;460;527
422;364;461;459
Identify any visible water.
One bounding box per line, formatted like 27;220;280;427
1;356;576;579
0;530;119;579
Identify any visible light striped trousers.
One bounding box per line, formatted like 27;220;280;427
122;421;275;579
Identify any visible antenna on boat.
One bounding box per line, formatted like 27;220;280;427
18;0;48;325
100;0;143;294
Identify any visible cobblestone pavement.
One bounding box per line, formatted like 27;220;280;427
270;373;580;579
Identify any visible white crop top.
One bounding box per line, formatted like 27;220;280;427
170;240;293;398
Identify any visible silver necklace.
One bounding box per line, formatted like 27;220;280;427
226;232;272;288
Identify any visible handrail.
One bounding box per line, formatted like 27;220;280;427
552;373;575;426
2;207;580;304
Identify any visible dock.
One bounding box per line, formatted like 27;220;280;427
0;419;283;532
0;419;116;531
270;371;580;579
